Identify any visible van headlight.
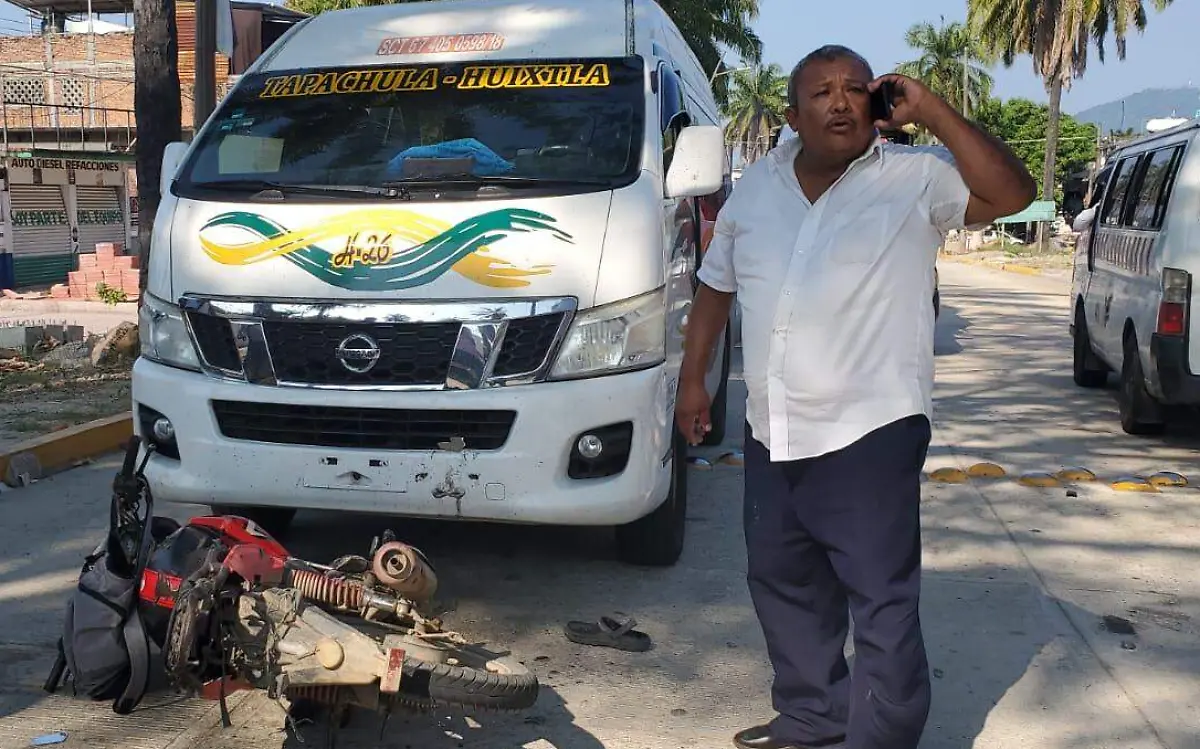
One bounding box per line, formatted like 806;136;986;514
139;293;201;371
549;288;666;379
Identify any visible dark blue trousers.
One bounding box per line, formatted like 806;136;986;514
743;415;932;749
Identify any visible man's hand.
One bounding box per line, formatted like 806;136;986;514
675;379;713;446
867;73;939;131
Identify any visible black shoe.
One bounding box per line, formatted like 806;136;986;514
732;725;845;749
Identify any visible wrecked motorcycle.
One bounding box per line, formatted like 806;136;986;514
59;436;539;722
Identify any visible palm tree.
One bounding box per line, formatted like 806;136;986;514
656;0;762;103
968;0;1175;248
721;64;788;165
895;17;994;118
133;0;182;293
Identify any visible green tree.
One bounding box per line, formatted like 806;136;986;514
721;64;788;165
895;17;994;118
967;0;1174;247
974;97;1097;204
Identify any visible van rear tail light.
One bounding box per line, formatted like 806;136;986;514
1157;267;1191;337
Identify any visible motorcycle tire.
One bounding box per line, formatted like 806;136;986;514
396;647;538;711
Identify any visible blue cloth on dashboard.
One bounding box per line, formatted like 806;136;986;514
386;138;515;176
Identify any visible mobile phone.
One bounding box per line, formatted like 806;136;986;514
870;81;895;122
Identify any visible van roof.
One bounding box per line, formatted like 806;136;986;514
1113;117;1200;155
259;0;639;71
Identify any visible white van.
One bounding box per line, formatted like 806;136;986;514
133;0;733;566
1070;119;1200;435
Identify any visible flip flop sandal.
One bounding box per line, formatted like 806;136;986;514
563;612;653;652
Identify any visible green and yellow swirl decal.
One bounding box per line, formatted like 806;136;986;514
198;207;572;291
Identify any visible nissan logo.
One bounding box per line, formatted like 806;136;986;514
335;333;381;374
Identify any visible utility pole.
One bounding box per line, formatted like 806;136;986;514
193;0;217;133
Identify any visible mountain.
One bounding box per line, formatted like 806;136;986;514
1073;87;1200;134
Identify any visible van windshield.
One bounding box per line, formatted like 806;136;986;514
174;56;646;200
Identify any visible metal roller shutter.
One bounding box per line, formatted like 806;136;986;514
75;185;127;254
8;184;72;257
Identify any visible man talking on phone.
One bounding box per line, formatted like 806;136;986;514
677;46;1034;749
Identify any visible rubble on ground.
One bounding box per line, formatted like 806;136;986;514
0;320;138;374
90;322;139;368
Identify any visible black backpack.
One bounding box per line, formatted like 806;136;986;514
43;438;179;714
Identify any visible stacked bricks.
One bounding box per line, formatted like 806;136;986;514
56;243;140;301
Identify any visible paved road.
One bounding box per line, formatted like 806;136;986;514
1;261;1198;749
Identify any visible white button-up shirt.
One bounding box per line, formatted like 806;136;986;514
698;136;972;462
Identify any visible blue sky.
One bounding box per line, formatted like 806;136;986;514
0;0;1192;115
750;0;1198;114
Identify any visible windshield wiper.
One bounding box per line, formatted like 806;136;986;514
382;174;613;189
189;179;402;198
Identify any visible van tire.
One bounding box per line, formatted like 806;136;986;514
701;326;732;447
1072;307;1107;388
210;505;297;538
1118;335;1165;435
615;427;688;567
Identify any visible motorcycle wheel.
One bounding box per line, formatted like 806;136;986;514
394;643;539;712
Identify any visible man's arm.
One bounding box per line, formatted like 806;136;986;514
676;192;739;445
870;74;1037;227
920;98;1037;226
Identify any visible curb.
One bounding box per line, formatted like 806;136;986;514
939;255;1050;277
0;412;132;488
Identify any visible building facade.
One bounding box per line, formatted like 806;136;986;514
0;1;304;290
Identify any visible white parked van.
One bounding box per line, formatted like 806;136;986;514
133;0;733;566
1070;119;1200;435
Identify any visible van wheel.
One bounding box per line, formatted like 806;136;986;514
1072;307;1107;388
210;505;297;538
1118;335;1165;435
701;326;732;447
615;427;688;567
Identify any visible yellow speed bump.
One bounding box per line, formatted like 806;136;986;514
1056;467;1097;482
1019;472;1060;488
1111;476;1158;492
928;467;968;483
1148;471;1188;487
967;462;1006;479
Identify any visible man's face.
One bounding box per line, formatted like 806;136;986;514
784;56;876;161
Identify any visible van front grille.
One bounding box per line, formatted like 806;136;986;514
263;320;461;386
211;400;516;451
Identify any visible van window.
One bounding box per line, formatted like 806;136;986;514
1088;165;1112;209
175;57;646;199
1130;144;1185;231
659;66;688;174
1100;155;1140;226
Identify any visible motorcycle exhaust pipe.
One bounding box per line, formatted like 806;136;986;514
371;542;437;602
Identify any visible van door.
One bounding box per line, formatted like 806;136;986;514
658;65;696;397
1136;141;1200;373
1088;153;1143;361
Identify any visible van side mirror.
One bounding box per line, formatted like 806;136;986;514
160;142;189;195
665;124;726;199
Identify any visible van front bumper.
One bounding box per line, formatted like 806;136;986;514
1150;334;1200;404
131;358;674;526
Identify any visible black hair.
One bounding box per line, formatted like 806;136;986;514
786;45;874;108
